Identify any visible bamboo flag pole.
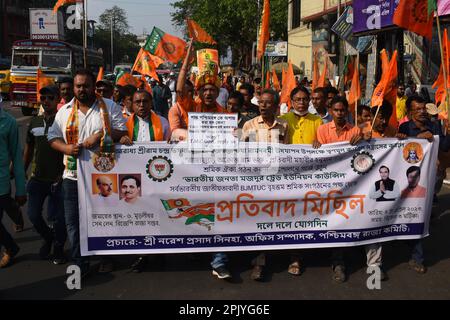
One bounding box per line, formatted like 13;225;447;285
436;12;450;125
355;52;360;128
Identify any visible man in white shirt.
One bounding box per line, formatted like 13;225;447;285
120;90;171;145
92;175;119;207
48;69;127;276
119;89;170;273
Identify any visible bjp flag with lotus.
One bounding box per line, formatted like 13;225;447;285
144;27;187;64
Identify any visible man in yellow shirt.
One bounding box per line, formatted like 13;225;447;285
396;84;407;121
280;86;322;146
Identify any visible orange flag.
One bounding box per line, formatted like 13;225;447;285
37;68;55;101
53;0;78;14
433;29;450;114
144;27;186;64
344;56;355;85
380;50;390;75
393;0;434;40
187;19;216;45
371;50;398;127
132;48;164;81
272;69;280;91
96;67;104;83
280;60;296;109
265;71;271;89
116;72;141;87
317;54;328;88
348;56;361;119
257;0;270;60
312;52;320;90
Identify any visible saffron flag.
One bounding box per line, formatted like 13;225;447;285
272;69;281;91
37;68;55;101
116;71;141;88
53;0;78;14
343;55;355;86
96;67;104;83
432;28;450;117
144;27;187;64
317;54;328;88
132;48;164;81
371;50;398;127
393;0;434;40
312;52;320;90
348;56;361;119
187;19;216;45
257;0;270;60
280;60;296;109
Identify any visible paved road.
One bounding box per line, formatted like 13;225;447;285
1;104;450;299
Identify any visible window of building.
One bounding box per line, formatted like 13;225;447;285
291;0;301;30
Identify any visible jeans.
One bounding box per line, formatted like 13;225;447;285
27;178;66;247
251;252;266;267
331;248;345;268
62;179;89;270
211;252;228;269
408;240;424;264
0;195;18;251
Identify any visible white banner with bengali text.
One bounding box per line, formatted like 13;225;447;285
78;138;438;256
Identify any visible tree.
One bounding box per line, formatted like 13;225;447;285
98;6;130;35
95;6;140;70
171;0;287;70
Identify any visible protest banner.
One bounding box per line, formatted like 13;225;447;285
78;138;438;256
188;112;238;151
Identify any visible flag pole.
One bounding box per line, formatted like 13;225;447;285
436;12;450;123
83;0;88;68
355;52;359;128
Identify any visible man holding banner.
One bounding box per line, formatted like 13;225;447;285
48;69;127;277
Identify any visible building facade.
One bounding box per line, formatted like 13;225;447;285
288;0;351;81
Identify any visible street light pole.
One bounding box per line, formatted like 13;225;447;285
110;14;114;71
83;0;88;68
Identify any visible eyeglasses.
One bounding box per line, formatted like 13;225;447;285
40;96;55;101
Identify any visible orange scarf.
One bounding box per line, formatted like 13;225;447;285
126;111;164;141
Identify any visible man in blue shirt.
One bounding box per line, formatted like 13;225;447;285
398;94;450;274
0;100;27;268
398;95;450;152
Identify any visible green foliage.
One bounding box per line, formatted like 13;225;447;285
171;0;287;68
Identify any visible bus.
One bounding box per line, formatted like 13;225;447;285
10;39;103;115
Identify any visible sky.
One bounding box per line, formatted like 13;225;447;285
88;0;183;37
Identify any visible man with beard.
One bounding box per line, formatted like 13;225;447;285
48;69;127;277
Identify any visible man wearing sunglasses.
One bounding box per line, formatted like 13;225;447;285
24;85;67;265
